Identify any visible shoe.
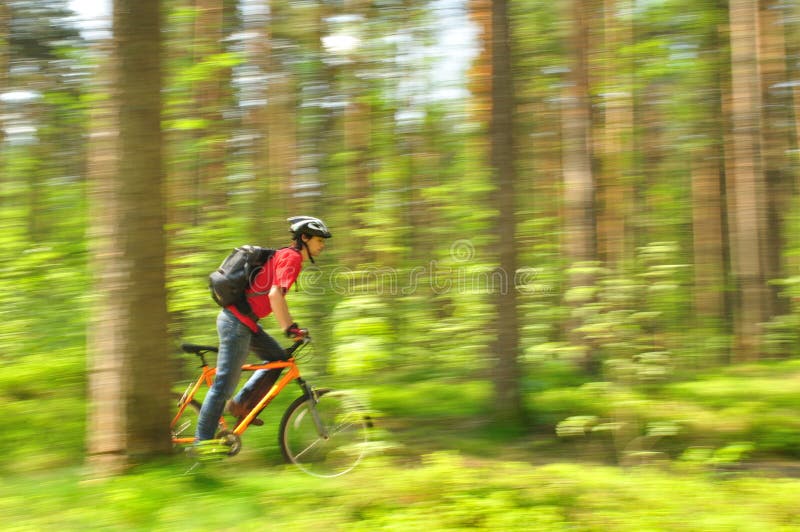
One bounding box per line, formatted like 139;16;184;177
226;399;264;426
188;439;228;462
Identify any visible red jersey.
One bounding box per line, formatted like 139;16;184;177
227;247;304;332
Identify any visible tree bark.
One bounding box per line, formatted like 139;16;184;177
691;8;728;329
758;0;792;318
597;0;632;270
193;0;229;216
489;0;524;426
691;146;727;323
728;0;769;360
87;0;172;475
86;42;127;475
244;4;286;240
562;0;599;373
0;2;7;148
563;0;596;268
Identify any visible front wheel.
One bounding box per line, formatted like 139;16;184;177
278;389;371;477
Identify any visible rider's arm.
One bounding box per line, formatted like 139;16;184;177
269;285;293;331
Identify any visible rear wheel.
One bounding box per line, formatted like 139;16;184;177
278;389;371;477
172;394;239;457
170;393;226;443
171;393;202;444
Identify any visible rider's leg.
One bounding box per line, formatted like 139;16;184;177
194;310;252;441
230;326;286;410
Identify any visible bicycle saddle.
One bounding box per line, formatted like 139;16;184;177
181;343;219;355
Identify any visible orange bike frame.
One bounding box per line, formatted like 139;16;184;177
170;358;302;444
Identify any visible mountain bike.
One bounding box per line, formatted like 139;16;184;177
171;336;371;477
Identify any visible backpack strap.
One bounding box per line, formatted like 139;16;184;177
233;299;259;323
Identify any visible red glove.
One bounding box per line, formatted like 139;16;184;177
285;323;308;339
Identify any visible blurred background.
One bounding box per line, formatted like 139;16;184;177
3;0;800;528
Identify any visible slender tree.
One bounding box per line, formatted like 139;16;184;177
468;0;524;424
759;0;793;318
597;0;632;269
562;0;596;269
86;41;126;474
192;0;230;215
562;0;598;373
0;2;8;148
489;0;524;425
245;2;287;238
728;0;770;359
691;3;727;329
163;0;198;232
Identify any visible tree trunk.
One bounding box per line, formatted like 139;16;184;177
341;0;375;267
758;0;792;318
266;60;299;215
598;0;632;270
343;95;373;266
0;2;7;149
562;0;598;372
489;0;524;426
691;146;727;323
245;5;286;240
86;42;126;475
691;8;728;330
164;0;197;233
193;0;229;216
728;0;769;360
563;0;596;269
116;0;172;457
87;0;172;475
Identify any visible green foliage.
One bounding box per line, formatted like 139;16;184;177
543;360;800;465
3;454;800;530
327;295;393;376
763;276;800;357
561;243;690;382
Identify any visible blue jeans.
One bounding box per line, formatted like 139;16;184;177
195;309;286;441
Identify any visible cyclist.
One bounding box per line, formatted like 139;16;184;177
194;216;332;444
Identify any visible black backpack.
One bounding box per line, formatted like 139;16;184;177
209;245;276;311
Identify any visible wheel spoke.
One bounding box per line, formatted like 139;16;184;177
293;437;324;460
171;393;202;443
173;420;192;438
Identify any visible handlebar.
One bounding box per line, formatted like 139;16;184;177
285;335;311;357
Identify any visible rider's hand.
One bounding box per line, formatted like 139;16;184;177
285;323;308;339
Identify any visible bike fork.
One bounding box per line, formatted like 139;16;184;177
296;378;329;440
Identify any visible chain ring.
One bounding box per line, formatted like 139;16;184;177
215;430;242;456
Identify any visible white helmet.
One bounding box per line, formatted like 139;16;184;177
287;216;332;239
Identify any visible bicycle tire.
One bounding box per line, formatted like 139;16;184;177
278;388;370;477
173;394;243;459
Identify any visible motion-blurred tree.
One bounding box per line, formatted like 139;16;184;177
597;0;633;269
489;0;524;425
0;2;7;149
690;1;727;331
192;0;233;216
759;0;793;320
562;0;599;373
87;0;172;473
86;39;124;474
562;0;596;270
728;0;770;360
